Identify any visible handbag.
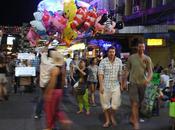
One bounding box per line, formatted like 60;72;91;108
140;84;158;117
169;100;175;118
73;81;87;95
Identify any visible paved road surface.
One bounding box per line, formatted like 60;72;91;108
0;87;172;130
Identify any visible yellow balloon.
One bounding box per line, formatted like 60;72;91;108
64;0;77;22
63;22;78;46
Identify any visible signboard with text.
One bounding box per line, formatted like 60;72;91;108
17;53;35;60
15;67;36;77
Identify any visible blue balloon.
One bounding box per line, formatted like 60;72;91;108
49;11;54;16
36;30;47;36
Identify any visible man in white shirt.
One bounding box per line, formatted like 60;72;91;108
160;69;170;89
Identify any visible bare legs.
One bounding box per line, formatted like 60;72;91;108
130;100;140;130
89;83;96;106
103;108;117;127
110;109;117;126
0;84;7;101
103;109;110;127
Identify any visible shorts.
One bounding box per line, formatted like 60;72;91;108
100;87;121;110
128;82;146;104
87;81;97;86
0;74;7;84
66;70;70;77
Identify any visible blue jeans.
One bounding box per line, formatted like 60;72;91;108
35;87;45;116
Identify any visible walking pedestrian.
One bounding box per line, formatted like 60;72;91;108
70;54;80;93
124;38;153;130
98;46;123;127
74;59;90;115
87;58;98;106
34;48;57;119
43;50;72;130
65;54;72;87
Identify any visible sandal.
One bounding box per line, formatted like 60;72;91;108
129;120;134;126
133;123;140;130
76;110;83;114
61;120;72;130
110;117;117;127
111;121;117;127
86;111;90;116
129;117;134;126
102;122;111;128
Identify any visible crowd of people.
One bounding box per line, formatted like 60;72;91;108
0;38;175;130
33;39;175;130
34;39;154;130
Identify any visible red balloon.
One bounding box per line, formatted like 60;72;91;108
42;10;50;22
42;14;50;22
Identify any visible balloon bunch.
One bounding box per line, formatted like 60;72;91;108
94;13;116;35
27;10;67;46
26;0;118;47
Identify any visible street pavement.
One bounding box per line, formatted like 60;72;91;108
0;86;172;130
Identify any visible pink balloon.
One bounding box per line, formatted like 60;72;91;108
26;28;40;46
98;9;108;15
50;16;66;32
54;13;67;27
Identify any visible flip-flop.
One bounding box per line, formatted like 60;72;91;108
76;111;83;114
86;111;90;116
129;121;134;126
133;123;140;130
111;119;117;127
111;121;117;127
129;118;134;126
102;122;111;128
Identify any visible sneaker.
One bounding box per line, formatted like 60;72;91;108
139;118;145;123
34;115;41;119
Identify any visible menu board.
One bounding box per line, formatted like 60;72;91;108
15;67;36;77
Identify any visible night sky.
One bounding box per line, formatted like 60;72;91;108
0;0;41;26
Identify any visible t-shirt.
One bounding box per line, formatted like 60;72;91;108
76;68;88;83
87;65;98;82
127;53;152;85
160;74;170;87
65;58;72;71
39;53;55;88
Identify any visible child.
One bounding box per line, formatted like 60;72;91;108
75;59;90;115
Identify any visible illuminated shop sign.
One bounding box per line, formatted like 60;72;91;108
147;38;164;46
